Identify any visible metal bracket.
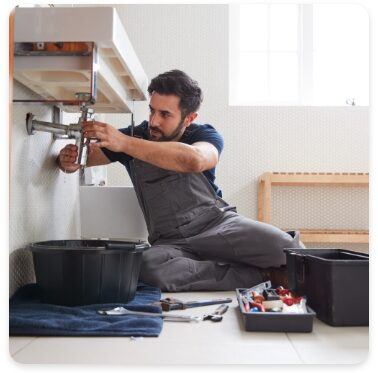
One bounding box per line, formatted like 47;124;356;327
52;106;68;140
26;112;35;135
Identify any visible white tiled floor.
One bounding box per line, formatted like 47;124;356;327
9;291;369;364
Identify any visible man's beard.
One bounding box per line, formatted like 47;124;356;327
148;119;186;142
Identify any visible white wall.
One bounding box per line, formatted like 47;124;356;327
101;5;368;250
10;82;81;296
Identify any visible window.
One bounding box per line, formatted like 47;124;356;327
229;3;369;106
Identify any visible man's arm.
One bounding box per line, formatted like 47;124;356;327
57;143;111;173
113;137;219;173
84;121;219;173
86;146;112;167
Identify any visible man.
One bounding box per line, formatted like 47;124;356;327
57;70;300;291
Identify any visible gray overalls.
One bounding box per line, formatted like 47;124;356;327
129;159;300;292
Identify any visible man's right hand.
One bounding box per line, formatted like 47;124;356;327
57;144;81;173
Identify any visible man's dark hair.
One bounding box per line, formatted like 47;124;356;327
148;70;203;118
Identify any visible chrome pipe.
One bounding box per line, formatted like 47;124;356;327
31;120;68;135
26;112;81;138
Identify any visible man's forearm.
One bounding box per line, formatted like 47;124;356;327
81;121;213;172
120;136;203;173
86;146;111;167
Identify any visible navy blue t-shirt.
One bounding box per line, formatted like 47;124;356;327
101;121;224;197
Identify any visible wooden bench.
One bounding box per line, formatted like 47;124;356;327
257;172;369;244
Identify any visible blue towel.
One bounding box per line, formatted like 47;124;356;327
9;283;163;337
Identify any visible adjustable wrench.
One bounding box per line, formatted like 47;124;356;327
203;304;229;322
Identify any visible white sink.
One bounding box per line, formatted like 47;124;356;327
14;6;148;113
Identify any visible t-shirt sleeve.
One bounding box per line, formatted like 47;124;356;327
190;124;224;155
101;127;132;163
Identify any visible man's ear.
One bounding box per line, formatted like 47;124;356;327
184;112;198;127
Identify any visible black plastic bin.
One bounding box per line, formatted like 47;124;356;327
28;240;150;306
285;248;369;326
236;288;316;332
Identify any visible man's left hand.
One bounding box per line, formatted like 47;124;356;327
82;121;127;153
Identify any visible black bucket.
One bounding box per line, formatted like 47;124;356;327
28;240;150;306
285;248;369;326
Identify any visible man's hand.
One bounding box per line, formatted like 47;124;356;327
82;121;127;153
57;144;80;173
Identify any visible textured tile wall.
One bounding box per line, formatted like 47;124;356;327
101;5;368;251
10;81;81;296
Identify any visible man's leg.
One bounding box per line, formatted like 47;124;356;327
139;213;301;291
185;212;301;287
187;212;300;268
139;244;264;291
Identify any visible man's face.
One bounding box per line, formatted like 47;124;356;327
148;92;190;142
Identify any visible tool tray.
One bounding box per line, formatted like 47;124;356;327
236;288;316;332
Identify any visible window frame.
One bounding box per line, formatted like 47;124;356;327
229;3;369;107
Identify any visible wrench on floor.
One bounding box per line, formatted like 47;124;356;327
97;306;202;322
203;304;229;322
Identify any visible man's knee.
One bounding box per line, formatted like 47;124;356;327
285;230;301;247
265;230;301;267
